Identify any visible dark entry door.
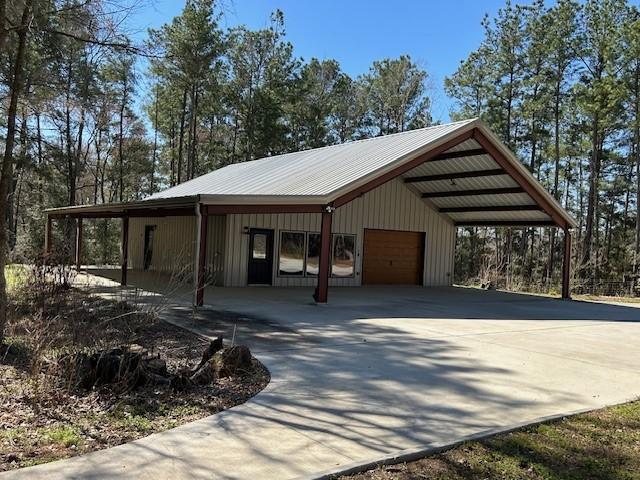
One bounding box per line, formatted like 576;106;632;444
143;225;156;271
248;228;274;285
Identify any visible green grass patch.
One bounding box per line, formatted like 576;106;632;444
44;425;83;448
343;401;640;480
5;264;28;293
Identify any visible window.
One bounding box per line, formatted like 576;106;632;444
331;234;355;277
306;233;321;276
277;231;357;278
279;231;305;276
252;233;267;259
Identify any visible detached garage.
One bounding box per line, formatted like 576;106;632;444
44;118;577;305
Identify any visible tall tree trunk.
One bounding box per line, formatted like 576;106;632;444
548;75;563;286
9;104;28;250
0;0;6;54
118;76;128;202
65;60;75;207
581;115;600;276
0;0;30;342
36;111;44;207
633;62;640;278
177;88;188;184
190;86;199;178
13;172;22;249
169;108;176;186
94;131;102;204
150;85;159;194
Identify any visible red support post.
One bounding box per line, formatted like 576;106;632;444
314;207;333;303
196;204;208;307
121;215;129;286
75;218;83;268
562;228;572;300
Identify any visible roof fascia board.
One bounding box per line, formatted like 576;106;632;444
205;204;325;215
198;194;329;205
45;195;199;216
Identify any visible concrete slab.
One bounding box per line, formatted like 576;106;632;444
3;272;640;479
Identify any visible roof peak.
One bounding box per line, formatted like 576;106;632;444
227;118;478;169
266;118;477;159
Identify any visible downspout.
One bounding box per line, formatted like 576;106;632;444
193;198;202;306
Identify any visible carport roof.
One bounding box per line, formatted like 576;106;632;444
45;118;576;229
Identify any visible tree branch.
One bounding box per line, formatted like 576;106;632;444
44;28;167;58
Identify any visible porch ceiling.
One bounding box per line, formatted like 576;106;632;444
402;138;555;227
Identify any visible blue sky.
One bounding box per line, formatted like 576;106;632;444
131;0;529;122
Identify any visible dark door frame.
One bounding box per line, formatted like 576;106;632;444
247;228;274;285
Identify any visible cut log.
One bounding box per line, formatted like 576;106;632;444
189;345;253;385
214;346;252;378
191;336;223;375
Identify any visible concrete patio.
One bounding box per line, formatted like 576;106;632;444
3;269;640;479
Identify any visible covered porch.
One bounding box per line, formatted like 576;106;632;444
45;122;576;305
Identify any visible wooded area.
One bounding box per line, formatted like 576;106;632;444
449;0;640;296
0;0;639;341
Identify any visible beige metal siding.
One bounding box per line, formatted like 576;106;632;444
129;217;196;275
129;216;225;286
223;178;455;287
206;215;226;286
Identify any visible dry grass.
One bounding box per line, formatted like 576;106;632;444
0;264;269;471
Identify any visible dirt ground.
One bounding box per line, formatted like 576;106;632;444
0;287;269;472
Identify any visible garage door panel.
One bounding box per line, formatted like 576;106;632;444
363;229;424;285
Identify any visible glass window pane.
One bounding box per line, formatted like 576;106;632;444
306;233;320;276
279;232;305;276
332;234;355;277
252;233;267;259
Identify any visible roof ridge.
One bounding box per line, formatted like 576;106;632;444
336;118;476;149
242;118;477;164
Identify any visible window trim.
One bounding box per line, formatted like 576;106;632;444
330;232;357;279
305;231;321;277
277;230;307;277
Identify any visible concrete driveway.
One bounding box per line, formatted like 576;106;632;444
4;280;640;480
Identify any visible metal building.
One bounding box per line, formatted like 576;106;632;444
45;118;577;305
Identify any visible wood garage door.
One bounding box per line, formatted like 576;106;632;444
362;229;424;285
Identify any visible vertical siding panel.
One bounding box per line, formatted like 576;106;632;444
405;184;412;230
436;221;444;284
450;225;456;285
228;215;236;286
426;212;434;286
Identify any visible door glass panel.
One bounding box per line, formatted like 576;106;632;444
252;233;267;259
144;225;156;271
306;233;320;276
279;231;305;276
332;234;355;277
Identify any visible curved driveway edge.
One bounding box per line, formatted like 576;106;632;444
3;284;640;479
307;400;638;480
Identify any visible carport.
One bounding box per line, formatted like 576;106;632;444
44;119;576;305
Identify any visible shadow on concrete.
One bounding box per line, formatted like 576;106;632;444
19;267;635;479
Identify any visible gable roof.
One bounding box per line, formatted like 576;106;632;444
149;119;476;202
46;118;576;228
